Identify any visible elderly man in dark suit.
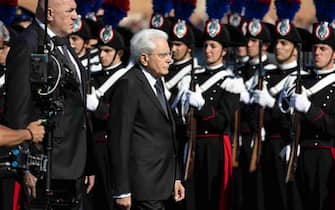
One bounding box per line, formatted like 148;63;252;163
109;28;185;210
4;0;94;209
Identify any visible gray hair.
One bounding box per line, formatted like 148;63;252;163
130;28;168;63
0;21;10;42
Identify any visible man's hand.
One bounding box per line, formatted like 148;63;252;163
24;172;38;198
115;196;131;210
173;180;185;202
85;175;95;193
26;120;45;143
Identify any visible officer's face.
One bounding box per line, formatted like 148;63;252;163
48;0;78;37
203;40;226;66
237;46;247;58
247;38;260;59
69;35;86;57
99;45;122;67
275;39;296;64
171;41;191;62
313;44;335;70
0;37;9;65
141;38;172;77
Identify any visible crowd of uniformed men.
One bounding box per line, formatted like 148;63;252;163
1;0;335;210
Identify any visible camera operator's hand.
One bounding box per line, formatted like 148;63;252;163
24;172;38;198
85;175;95;193
87;87;100;111
26;120;45;143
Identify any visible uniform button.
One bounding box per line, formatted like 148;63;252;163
318;75;322;79
326;95;330;100
314;142;319;147
266;75;270;79
194;76;197;79
213;89;217;93
217;83;220;86
210;97;213;100
330;89;333;93
323;103;327;107
252;66;256;69
204;130;208;134
105;134;108;139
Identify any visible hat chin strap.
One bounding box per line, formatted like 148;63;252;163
105;49;118;69
278;47;295;64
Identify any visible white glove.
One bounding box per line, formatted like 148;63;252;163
185;84;205;110
252;86;276;108
164;87;171;100
221;77;246;94
279;144;300;162
289;91;311;113
240;89;251;104
86;87;100;111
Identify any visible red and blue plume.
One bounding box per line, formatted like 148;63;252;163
0;0;18;25
244;0;271;20
230;0;246;14
206;0;230;20
275;0;301;21
102;0;130;27
152;0;173;16
314;0;335;23
173;0;196;20
76;0;103;16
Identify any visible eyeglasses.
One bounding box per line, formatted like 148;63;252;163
148;51;172;59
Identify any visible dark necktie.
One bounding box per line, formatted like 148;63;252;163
155;79;168;116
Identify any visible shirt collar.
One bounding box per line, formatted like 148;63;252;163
314;65;335;75
278;60;297;70
249;54;267;65
140;66;159;89
35;18;57;38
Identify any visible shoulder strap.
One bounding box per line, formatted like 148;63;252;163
199;69;233;93
306;73;335;96
96;65;132;97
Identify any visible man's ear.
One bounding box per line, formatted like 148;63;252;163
47;8;54;22
140;54;149;66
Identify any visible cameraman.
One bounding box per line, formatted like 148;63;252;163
0;120;45;147
5;0;94;209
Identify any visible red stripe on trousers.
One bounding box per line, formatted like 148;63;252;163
219;135;232;210
13;181;21;210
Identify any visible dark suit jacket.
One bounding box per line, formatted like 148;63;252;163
109;64;179;201
5;21;88;179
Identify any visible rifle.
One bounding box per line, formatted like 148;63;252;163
285;43;302;182
232;110;240;168
184;56;197;181
249;40;264;172
232;47;240;168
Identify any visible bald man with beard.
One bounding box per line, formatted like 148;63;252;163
4;0;94;209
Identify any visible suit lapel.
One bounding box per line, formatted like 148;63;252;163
134;67;170;120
